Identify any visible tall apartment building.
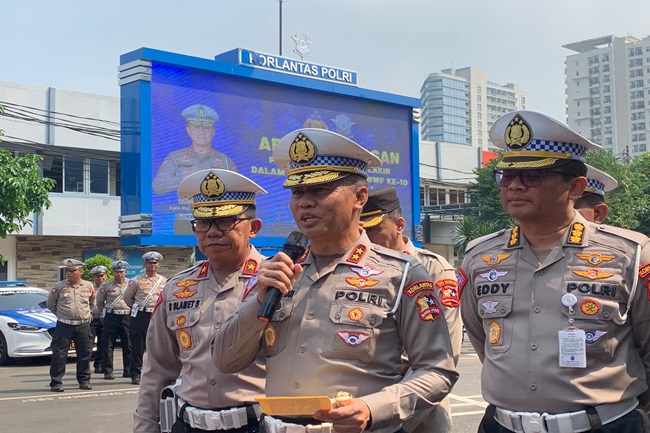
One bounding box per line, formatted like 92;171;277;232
420;66;528;150
564;35;650;157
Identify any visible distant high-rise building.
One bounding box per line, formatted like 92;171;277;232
419;66;528;150
564;35;650;157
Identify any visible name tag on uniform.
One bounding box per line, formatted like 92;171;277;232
131;303;139;318
558;328;586;368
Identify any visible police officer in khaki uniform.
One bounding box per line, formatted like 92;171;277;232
214;128;458;433
574;164;618;224
152;104;238;234
460;110;650;433
123;251;167;385
360;187;461;433
46;259;95;392
89;265;108;373
133;169;267;433
95;260;132;380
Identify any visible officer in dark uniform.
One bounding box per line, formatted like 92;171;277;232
89;265;108;373
46;259;95;392
95;260;133;380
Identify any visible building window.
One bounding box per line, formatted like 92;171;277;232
43;155;64;193
42;153;117;195
64;156;84;192
89;158;109;194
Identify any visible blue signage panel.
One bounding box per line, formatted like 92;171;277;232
120;48;419;249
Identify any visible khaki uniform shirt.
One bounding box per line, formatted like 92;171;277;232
152;147;237;195
402;238;461;433
91;284;102;319
46;280;95;322
123;273;168;310
460;212;650;414
95;279;132;314
133;247;266;433
214;232;458;433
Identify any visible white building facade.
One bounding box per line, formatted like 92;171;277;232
420;66;528;150
564;35;650;157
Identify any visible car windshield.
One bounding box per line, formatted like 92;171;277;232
0;290;49;310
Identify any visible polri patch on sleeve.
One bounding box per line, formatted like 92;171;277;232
639;262;650;279
436;279;460;308
404;280;434;298
416;294;441;322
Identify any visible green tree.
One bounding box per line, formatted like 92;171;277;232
0;119;55;263
585;151;648;231
82;254;114;281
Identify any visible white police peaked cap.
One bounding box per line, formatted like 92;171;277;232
142;251;163;262
63;258;84;270
583;164;618;198
273;128;382;188
181;104;218;126
111;260;129;271
90;265;108;275
490;110;603;170
178;169;267;219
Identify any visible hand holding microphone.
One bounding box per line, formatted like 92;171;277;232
257;231;309;322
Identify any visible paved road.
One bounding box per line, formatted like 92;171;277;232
0;344;486;433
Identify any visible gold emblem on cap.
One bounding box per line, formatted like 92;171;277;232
504;114;532;149
67;260;74;267
196;106;207;118
289;132;317;164
200;172;225;198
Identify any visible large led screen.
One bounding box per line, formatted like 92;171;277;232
148;63;414;243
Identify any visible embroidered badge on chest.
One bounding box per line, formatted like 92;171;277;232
264;324;277;349
350;266;383;278
480;254;511;265
488;321;501;344
345;277;380;289
572;268;614;280
336;331;370;347
177;330;192;349
479;269;509;282
348;307;364;321
575;253;615;266
482;300;500;314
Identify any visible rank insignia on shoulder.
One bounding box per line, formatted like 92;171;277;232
336;331;370;347
347;244;367;264
567;223;585;245
416;294;441;322
196;261;210;278
508;227;520;247
242;259;258;276
480;254;512;265
575;253;615;265
572;268;614;280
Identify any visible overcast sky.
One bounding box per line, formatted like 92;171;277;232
2;0;649;122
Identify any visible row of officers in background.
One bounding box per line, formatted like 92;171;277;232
45;252;167;392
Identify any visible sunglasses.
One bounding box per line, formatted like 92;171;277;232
191;217;252;233
493;169;572;188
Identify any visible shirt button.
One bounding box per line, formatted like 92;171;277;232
209;379;216;386
531;343;538;350
293;382;300;389
215;324;221;329
306;314;314;320
298;347;305;354
279;312;286;318
603;312;610;318
530;384;537;390
534;306;541;313
334;313;341;319
535;270;543;276
218;295;225;301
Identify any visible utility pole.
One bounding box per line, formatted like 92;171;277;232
279;0;283;56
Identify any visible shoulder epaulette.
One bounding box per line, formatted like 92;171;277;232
466;229;507;253
597;225;650;248
168;260;207;282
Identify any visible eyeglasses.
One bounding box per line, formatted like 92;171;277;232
191;217;253;233
493;169;572;188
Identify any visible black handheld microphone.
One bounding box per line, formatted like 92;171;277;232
257;231;309;322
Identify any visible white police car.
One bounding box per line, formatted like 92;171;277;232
0;281;60;365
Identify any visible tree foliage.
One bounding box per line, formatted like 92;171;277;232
0;149;55;237
82;254;114;281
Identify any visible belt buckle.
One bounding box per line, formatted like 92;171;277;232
518;412;548;433
206;411;223;430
